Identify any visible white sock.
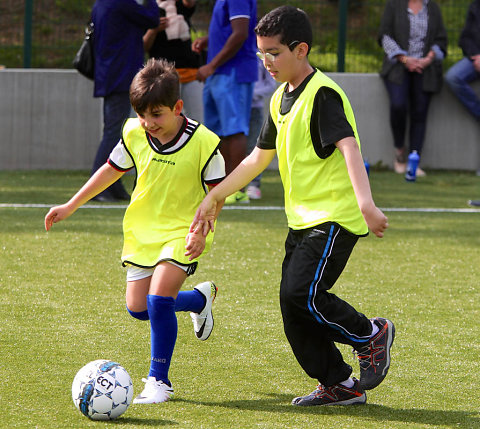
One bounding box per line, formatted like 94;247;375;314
370;320;379;337
339;377;355;388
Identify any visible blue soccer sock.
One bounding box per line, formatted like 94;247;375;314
126;305;149;321
174;289;205;313
147;294;177;386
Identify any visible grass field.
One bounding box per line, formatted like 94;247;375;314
0;169;479;428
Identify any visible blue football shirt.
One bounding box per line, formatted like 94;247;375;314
207;0;258;83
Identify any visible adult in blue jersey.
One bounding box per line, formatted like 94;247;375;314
192;0;258;204
91;0;159;202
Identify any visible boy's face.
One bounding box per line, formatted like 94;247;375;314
256;35;302;83
136;100;183;141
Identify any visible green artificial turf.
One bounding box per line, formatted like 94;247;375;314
0;169;479;428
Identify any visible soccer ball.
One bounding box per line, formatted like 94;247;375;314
72;360;134;420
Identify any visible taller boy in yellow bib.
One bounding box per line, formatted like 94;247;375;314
190;6;395;406
45;58;225;405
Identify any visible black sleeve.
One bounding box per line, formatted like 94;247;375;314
311;87;354;159
176;0;195;23
256;113;277;150
459;4;480;57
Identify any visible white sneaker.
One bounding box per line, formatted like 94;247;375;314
247;185;262;200
190;281;217;341
133;377;174;404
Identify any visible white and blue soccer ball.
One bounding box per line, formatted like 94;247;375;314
72;359;134;420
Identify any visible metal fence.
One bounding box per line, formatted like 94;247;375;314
0;0;473;73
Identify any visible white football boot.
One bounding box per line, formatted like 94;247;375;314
190;281;217;341
133;377;174;404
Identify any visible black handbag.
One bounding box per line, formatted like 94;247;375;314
73;21;94;80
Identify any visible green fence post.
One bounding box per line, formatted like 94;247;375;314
23;0;33;68
337;0;348;72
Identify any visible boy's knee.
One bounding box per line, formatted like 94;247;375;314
126;305;149;321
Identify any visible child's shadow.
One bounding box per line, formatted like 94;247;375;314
176;392;479;428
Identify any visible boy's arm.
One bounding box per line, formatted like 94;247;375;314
191;147;275;235
184;185;224;260
335;137;388;238
44;163;124;231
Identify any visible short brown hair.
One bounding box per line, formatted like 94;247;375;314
129;58;180;114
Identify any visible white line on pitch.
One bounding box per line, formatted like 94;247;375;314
0;203;479;213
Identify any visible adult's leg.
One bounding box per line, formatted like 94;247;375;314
384;73;410;172
445;57;480;120
206;72;253;177
246;106;264;188
92;92;132;199
181;80;204;123
408;73;432;155
220;133;248;175
384;73;409;152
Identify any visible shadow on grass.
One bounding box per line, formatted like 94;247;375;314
176;393;479;428
111;417;178;426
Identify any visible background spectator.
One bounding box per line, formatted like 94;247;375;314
246;58;277;200
444;1;480;203
192;0;258;204
378;0;447;176
143;0;204;122
91;0;159;202
445;0;480;124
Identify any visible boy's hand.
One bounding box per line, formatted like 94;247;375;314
363;205;389;238
44;203;74;231
185;230;206;260
190;195;217;236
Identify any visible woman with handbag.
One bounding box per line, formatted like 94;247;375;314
90;0;159;202
378;0;447;176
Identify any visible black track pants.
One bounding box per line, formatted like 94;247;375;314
280;222;372;386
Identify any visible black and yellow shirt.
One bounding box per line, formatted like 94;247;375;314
258;69;368;235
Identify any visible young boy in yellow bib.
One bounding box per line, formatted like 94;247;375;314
189;6;394;406
45;58;225;404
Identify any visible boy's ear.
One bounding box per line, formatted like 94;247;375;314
296;42;310;59
174;99;184;116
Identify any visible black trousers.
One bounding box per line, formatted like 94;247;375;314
280;222;372;386
383;71;432;155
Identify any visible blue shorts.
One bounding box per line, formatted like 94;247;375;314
203;69;254;137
